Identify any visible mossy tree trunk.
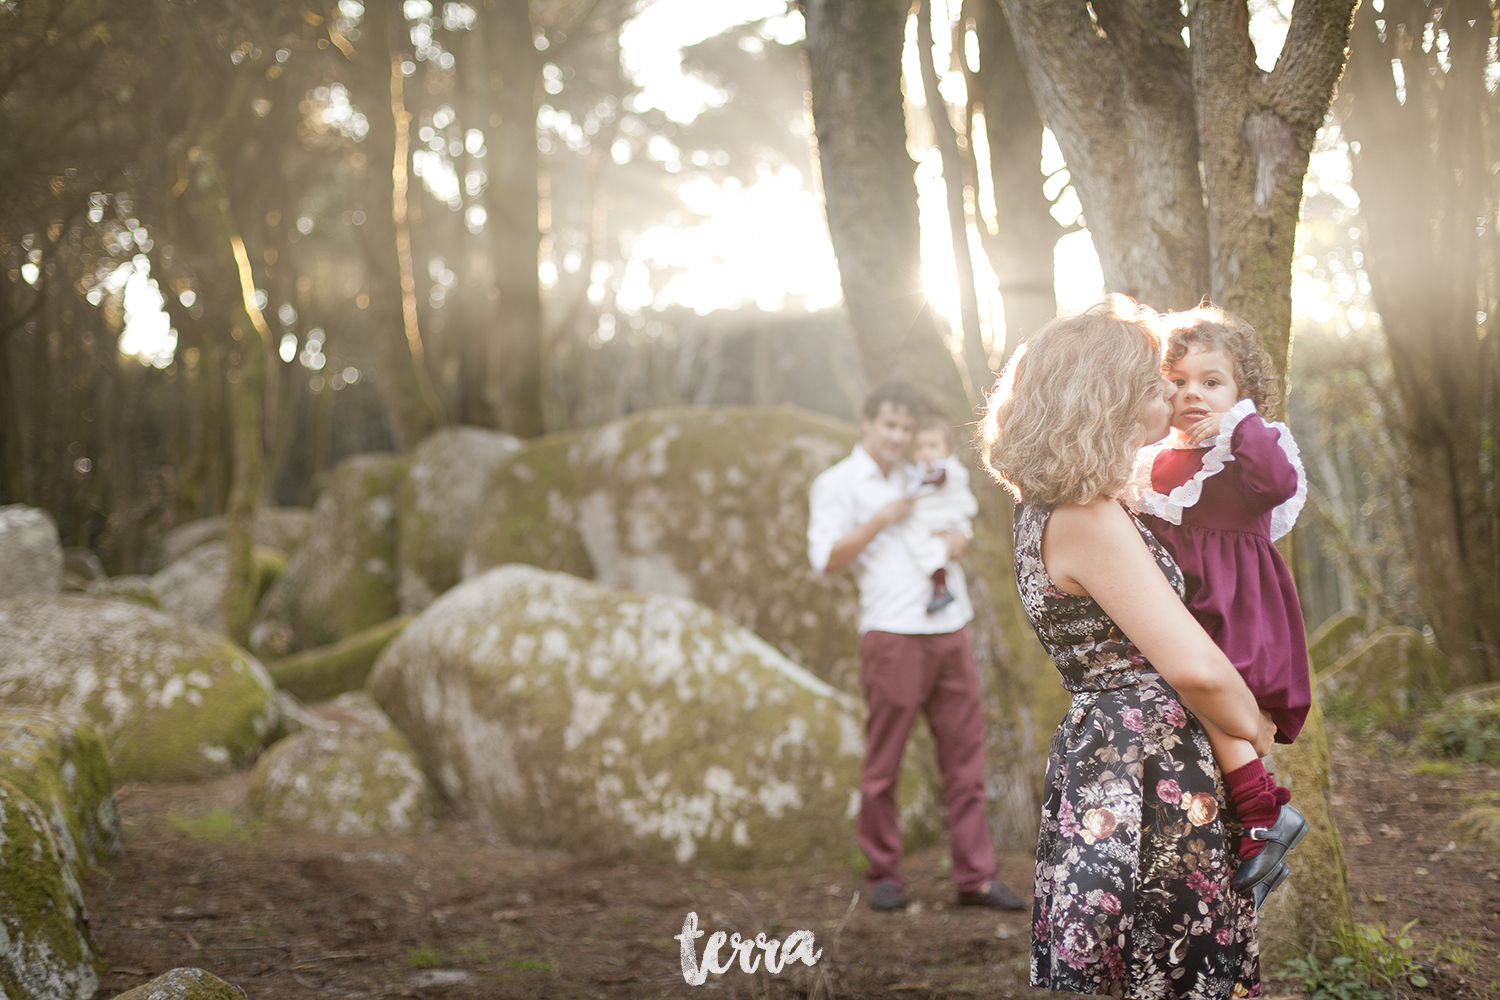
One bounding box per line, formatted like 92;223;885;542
1340;0;1500;688
1000;0;1360;960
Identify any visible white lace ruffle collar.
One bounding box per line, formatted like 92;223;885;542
1123;398;1307;541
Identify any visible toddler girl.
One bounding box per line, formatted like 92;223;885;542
1128;304;1311;908
904;415;978;613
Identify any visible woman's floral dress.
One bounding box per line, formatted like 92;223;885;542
1015;502;1259;1000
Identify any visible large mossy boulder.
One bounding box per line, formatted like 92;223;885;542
369;564;940;866
87;574;163;608
110;967;243;1000
1318;626;1450;721
398;427;524;613
462;407;863;690
153;542;286;634
1307;610;1383;674
0;596;279;782
267;615;414;703
248;692;440;835
160;507;314;567
0;710;122;867
252;454;407;658
0;504;63;601
0;776;101;1000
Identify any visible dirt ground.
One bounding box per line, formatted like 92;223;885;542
83;730;1499;1000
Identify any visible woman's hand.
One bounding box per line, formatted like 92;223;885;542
1252;710;1277;758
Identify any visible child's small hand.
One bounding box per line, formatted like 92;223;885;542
1185;411;1224;447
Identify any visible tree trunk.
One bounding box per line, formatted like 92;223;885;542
483;0;547;437
1000;0;1208;311
1340;0;1500;686
916;0;990;402
963;0;1060;360
355;0;445;451
803;0;970;415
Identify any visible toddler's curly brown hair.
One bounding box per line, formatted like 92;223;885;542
1162;304;1280;414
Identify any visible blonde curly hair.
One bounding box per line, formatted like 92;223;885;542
980;296;1167;506
1161;304;1280;414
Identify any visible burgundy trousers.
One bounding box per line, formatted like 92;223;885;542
857;628;994;892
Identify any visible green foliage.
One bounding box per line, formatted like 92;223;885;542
405;946;441;969
1409;759;1459;777
1281;920;1472;999
1332;920;1428;989
1279;955;1387;1000
1420;696;1500;764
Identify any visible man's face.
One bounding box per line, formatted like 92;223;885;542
861;402;915;472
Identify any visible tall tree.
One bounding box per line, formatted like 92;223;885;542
1340;0;1500;687
802;0;969;414
995;0;1359;959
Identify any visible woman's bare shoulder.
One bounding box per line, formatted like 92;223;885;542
1048;497;1135;539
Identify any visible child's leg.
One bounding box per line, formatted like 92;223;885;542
1198;718;1289;860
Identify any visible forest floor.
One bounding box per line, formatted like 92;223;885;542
84;727;1499;1000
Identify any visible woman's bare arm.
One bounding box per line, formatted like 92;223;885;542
1043;500;1274;754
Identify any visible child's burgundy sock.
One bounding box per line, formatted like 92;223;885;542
1223;760;1291;860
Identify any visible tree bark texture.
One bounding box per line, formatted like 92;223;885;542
963;0;1061;360
1340;0;1500;686
917;0;990;402
1000;0;1209;311
483;0;547;438
803;0;970;416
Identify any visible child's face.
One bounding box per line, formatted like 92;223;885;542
913;427;952;464
1167;346;1239;433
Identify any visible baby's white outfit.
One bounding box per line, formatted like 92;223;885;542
901;455;978;576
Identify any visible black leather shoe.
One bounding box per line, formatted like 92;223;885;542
956;880;1028;910
1251;861;1291;911
1230;804;1308;894
869;880;907;911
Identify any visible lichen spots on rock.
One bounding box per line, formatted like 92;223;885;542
0;596;278;783
370;565;932;868
462;407;863;691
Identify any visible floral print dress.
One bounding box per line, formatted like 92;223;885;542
1015;502;1259;1000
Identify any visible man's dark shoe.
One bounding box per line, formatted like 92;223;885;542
956;880;1027;910
869;880;907;911
1230;804;1308;894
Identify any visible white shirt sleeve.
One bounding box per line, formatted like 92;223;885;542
807;467;854;574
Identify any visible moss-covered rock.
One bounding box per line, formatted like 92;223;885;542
267;615;414;703
369;564;941;866
109;967;243;1000
1318;626;1450;722
398;427;524;613
0;595;279;783
0;505;63;601
153;542;286;635
462;407;863;690
160;507;314;568
85;575;163;609
248;692;439;835
1452;806;1500;851
0;776;101;1000
1307;610;1384;674
0;710;121;869
252;455;407;658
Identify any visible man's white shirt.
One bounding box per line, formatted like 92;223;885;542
807;444;974;636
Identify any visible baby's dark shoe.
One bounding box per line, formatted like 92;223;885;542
1230;804;1308;894
1251;861;1291;912
926;582;955;614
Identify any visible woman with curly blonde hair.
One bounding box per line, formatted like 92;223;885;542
980;296;1275;1000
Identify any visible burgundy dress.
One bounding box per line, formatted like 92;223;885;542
1130;399;1311;744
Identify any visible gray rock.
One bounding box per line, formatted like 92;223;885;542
0;595;279;783
109;967;243;1000
252;455;407;658
0;505;63;600
369;564;940;867
1318;626;1450;721
248;692;439;835
152;542;287;635
86;574;163;609
159;507;314;567
0;776;101;1000
398;427;524;613
62;548;106;582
